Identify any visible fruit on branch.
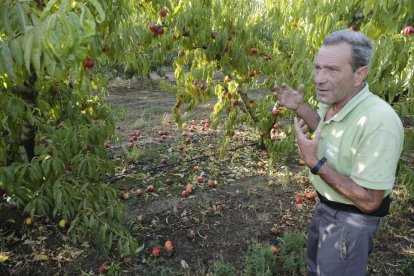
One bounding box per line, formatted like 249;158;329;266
83;57;94;69
349;23;359;31
160;8;168;17
149;23;157;32
102;45;110;53
403;25;414;35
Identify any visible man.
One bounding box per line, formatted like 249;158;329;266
275;30;404;275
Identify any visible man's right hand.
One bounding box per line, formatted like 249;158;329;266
273;83;305;112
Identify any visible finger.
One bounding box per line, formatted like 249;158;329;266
294;117;302;135
301;124;308;132
297;84;305;95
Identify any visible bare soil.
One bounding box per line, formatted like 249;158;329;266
1;76;413;275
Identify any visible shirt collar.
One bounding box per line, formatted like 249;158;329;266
320;83;371;123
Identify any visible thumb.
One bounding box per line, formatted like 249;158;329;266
312;127;322;142
297;84;305;96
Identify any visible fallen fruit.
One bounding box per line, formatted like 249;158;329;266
298;159;306;166
98;263;106;274
305;192;315;201
24;217;33;225
186;184;194;193
58;219;67;228
146;185;155;192
257;161;265;167
122;168;129;174
295;196;303;204
122;191;129;200
165;178;173;185
193;165;201;171
207;179;217;188
152;246;161;257
270;227;282;235
196;175;205;183
271;245;280;255
181;190;189;198
164;240;174;251
186;229;196;240
136;188;144;196
250;47;257;54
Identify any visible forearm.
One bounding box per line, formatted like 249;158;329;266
316;164;385;213
294;103;320;131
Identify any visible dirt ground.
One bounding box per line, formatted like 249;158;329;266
1;75;413;275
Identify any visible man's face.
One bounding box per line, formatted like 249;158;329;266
313;42;361;107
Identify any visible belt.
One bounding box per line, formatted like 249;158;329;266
317;192;390;217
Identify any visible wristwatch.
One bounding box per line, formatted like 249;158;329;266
310;157;327;175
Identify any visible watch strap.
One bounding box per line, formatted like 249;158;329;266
310;157;327;175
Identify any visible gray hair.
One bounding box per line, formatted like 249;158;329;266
323;30;373;71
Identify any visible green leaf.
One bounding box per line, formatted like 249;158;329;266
23;27;34;74
0;41;17;81
88;0;106;23
31;27;43;77
10;38;24;68
2;7;13;36
16;3;29;30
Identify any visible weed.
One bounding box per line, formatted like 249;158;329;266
278;231;307;275
211;260;237;276
242;244;276;276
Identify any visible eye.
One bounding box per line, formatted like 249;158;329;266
328;67;338;72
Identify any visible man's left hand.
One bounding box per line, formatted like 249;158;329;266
294;117;321;168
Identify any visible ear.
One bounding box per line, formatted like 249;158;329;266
354;66;369;86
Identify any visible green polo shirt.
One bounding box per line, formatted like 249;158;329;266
311;84;404;204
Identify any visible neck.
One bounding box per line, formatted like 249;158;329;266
331;83;365;112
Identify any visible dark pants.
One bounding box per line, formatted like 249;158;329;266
307;201;384;276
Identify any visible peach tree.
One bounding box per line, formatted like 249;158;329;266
0;0;165;255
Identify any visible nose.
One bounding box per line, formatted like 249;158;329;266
314;69;327;85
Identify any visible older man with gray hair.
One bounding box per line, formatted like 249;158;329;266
275;30;404;275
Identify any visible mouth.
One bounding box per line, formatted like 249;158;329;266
316;88;330;95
